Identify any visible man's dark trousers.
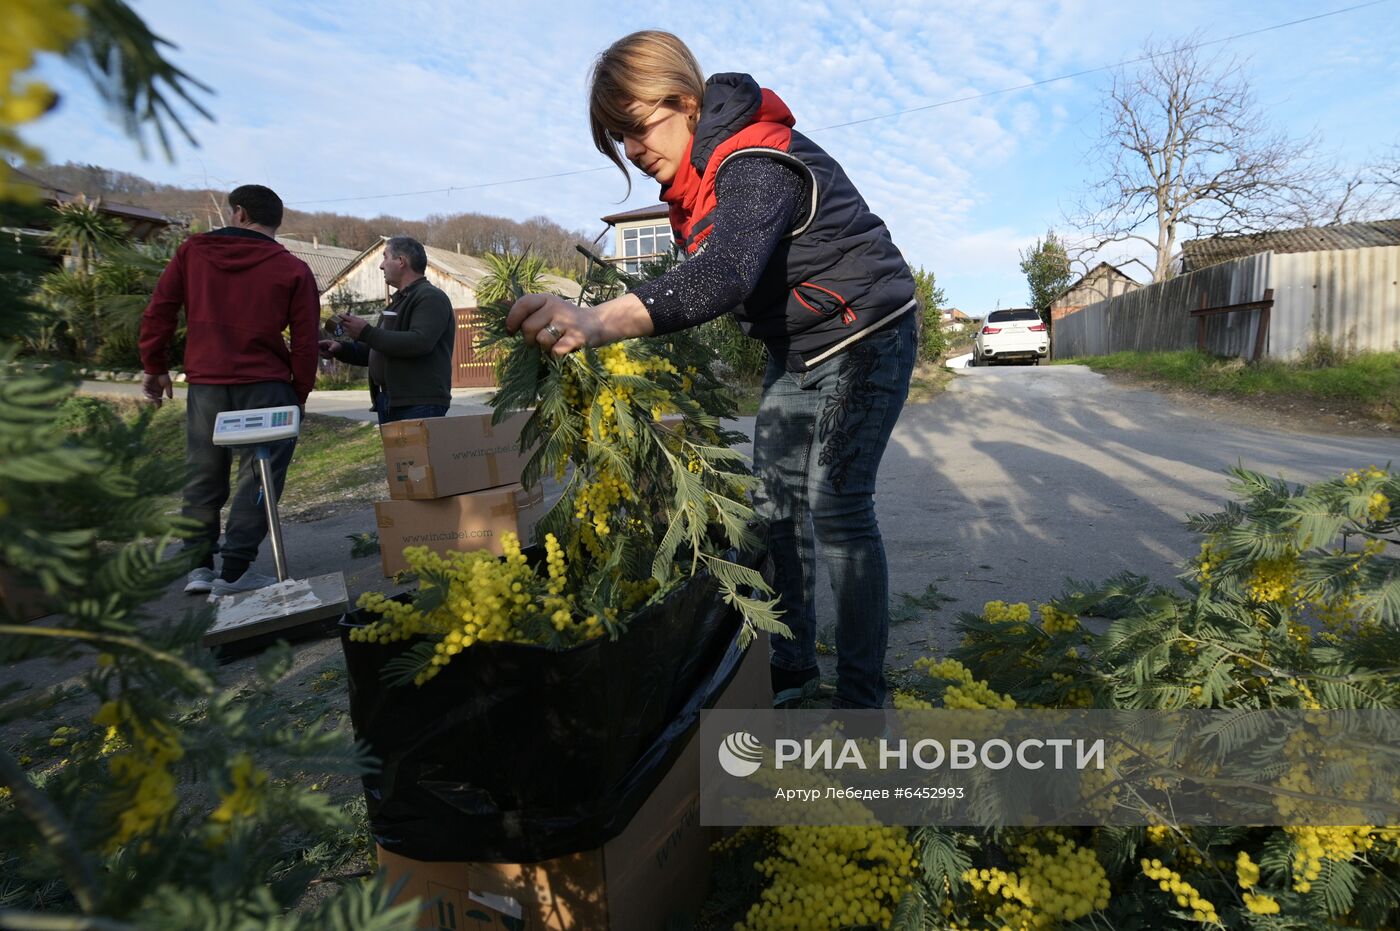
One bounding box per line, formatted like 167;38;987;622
183;382;298;578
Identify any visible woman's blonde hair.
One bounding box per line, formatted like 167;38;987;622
588;30;705;188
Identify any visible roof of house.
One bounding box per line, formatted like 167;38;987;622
322;238;578;300
423;244;577;296
1051;262;1140;304
8;166;82;203
1182;218;1400;269
8;167;176;239
599;203;670;225
275;237;360;291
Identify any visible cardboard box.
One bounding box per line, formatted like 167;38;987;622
377;634;771;930
381;412;532;500
375;483;546;576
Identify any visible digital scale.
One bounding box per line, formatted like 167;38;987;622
202;405;349;654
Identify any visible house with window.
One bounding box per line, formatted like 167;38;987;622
939;307;973;332
599;204;673;274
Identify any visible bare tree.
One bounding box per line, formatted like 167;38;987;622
1377;144;1400;193
1314;174;1374;226
1360;142;1400;217
1301;141;1400;226
1073;35;1323;282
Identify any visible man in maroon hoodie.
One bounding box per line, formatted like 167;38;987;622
140;184;320;597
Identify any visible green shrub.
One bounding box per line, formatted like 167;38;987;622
53;395;123;438
315;360;369;390
695;313;767;380
714;466;1400;929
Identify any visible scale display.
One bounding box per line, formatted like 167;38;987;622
212;405;301;446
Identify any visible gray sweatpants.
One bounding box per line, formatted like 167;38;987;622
182;382;298;575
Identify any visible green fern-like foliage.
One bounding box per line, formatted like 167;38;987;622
0;372;418;931
947;467;1400;716
470;254;788;645
475;250;556;306
888;466;1400;930
0;4;418;929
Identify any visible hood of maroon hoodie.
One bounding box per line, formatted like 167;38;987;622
183;231;292;272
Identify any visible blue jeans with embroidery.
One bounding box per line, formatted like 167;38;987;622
755;311;916;708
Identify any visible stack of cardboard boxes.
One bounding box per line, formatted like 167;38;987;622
367;411;774;927
373;412;545;576
376;633;770;930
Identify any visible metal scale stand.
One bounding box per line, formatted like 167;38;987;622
200;405;349;652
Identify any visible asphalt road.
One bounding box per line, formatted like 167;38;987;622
876;363;1395;655
72;365;1399;669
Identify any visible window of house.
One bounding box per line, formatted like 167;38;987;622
620;223;674;273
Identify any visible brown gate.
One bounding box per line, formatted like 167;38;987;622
451;307;499;388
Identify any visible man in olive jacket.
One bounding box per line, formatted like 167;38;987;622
320;236;456;424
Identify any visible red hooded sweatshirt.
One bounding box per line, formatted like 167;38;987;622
140;229;320;404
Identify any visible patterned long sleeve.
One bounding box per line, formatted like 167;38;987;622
630;155;805;334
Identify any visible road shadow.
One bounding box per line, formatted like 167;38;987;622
863;366;1398;663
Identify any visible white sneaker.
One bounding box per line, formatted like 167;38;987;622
210;571;278;597
184;568;216;594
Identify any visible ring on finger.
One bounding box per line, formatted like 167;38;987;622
544;322;563;339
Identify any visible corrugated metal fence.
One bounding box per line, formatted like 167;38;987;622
1053;246;1399;360
1270;246;1400;357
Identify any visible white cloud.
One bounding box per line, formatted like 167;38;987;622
21;0;1399;311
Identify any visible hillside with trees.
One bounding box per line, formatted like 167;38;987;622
25;162;599;274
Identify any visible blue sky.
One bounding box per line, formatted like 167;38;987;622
24;0;1400;312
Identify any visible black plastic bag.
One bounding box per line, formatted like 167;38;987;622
340;570;751;863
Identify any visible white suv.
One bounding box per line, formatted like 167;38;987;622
971;308;1049;365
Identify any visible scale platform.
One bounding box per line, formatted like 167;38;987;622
202;572;350;653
